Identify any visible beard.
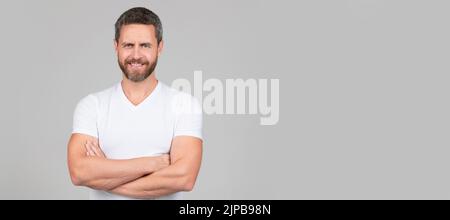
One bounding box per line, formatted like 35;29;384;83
118;56;158;82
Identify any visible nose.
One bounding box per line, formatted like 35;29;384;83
131;47;143;59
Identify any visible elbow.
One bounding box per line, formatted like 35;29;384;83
179;174;197;192
71;176;82;186
69;164;87;186
182;181;195;192
70;170;82;186
175;165;200;192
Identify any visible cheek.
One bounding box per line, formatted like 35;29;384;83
145;54;154;62
118;52;130;62
145;50;158;61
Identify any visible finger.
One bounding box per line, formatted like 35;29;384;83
91;145;104;158
85;141;92;156
89;141;106;158
164;154;171;164
93;142;106;158
86;143;96;157
88;139;99;148
160;154;170;165
84;141;90;151
85;141;96;151
85;139;105;158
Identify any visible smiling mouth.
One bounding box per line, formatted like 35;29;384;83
128;62;145;68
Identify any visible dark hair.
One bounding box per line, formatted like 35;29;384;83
114;7;163;44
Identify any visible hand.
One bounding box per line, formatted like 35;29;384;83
153;154;170;171
85;139;106;158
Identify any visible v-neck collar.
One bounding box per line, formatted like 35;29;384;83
117;80;160;110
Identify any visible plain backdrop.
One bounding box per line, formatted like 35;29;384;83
0;0;449;199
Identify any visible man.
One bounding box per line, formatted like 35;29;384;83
67;7;203;200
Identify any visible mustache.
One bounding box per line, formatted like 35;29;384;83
125;58;149;65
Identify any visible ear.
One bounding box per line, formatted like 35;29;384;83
114;39;119;53
157;40;164;57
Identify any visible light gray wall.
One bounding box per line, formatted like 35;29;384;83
0;0;449;199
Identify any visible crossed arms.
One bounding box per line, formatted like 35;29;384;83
67;133;202;199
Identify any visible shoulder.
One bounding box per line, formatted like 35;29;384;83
76;83;118;109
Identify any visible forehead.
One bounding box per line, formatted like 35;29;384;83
119;24;157;42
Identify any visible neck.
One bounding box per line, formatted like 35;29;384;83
121;74;158;105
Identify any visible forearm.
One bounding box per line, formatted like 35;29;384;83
71;156;159;190
109;161;194;199
68;134;171;191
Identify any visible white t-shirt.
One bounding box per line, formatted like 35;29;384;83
72;81;202;200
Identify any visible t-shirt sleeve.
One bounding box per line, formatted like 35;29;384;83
173;95;203;140
72;94;98;138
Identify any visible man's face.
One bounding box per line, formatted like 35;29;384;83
115;24;162;82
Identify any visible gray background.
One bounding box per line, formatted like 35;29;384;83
0;0;449;199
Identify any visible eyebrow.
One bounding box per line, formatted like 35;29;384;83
139;43;152;47
121;42;152;47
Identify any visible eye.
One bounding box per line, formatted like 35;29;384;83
141;44;151;48
123;44;133;48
